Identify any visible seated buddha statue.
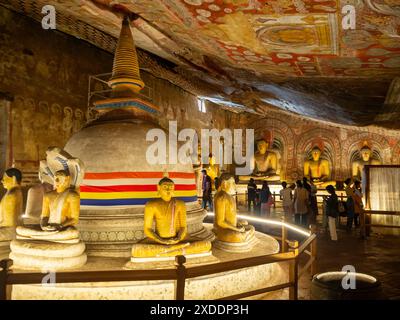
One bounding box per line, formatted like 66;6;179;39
304;146;335;188
0;168;23;242
213;173;256;246
10;148;86;270
352;145;381;181
131;177;211;261
242;139;280;181
16;169;81;243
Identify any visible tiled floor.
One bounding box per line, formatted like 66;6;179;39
238;205;400;300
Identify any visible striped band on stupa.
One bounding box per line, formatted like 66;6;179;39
80;171;198;208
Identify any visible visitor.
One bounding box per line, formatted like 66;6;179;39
201;169;213;211
260;181;274;217
280;181;293;221
325;185;338;241
293;180;309;227
214;177;220;191
247;178;257;212
353;180;363;227
344;178;355;232
310;180;318;224
303;177;311;193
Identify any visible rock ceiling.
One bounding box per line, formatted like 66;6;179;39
2;0;400;128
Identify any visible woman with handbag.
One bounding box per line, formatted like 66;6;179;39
260;181;274;217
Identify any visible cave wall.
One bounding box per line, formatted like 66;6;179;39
246;110;400;182
0;6;234;186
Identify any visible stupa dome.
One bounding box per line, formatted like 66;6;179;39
64;112;211;257
63;16;212;257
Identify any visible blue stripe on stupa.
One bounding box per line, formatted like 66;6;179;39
95;100;159;114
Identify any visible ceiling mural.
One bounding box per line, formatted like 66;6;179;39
1;0;400;128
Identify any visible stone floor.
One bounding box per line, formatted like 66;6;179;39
239;205;400;300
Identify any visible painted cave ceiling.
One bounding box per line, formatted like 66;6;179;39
2;0;400;128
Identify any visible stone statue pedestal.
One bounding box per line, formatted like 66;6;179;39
10;226;87;271
212;233;259;253
0;227;16;261
10;240;87;271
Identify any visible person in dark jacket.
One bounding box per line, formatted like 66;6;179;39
201;169;213;211
325;185;338;241
247;178;257;212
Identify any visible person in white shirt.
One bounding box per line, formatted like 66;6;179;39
280;181;293;221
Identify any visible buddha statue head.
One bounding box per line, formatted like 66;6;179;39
256;139;269;155
157;177;175;202
54;170;71;193
360;145;372;162
311;146;322;162
219;173;236;194
1;168;22;190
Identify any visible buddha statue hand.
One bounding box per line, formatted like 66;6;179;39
238;220;249;226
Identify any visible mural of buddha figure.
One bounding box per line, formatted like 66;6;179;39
304;146;335;188
352;144;381;181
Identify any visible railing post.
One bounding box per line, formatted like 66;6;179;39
175;255;187;300
273;193;276;209
281;216;287;253
289;241;299;300
310;225;317;277
0;259;12;300
360;209;366;239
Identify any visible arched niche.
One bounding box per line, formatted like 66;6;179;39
249;117;295;181
341;132;391;177
392;141;400;164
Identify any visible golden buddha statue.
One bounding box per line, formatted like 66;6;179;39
16;169;81;243
206;153;220;190
16;146;85;243
213;173;256;246
251;139;280;181
304;146;335;188
10;147;87;270
0;168;23;241
352;144;381;181
131;177;211;261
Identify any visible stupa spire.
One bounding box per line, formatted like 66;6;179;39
108;16;145;94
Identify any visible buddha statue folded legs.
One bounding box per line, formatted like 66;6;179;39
10;148;87;271
304;146;336;188
129;177;212;264
213;174;258;252
240;139;281;182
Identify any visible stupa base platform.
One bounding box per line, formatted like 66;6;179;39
9;240;87;271
9;231;286;300
124;252;218;270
